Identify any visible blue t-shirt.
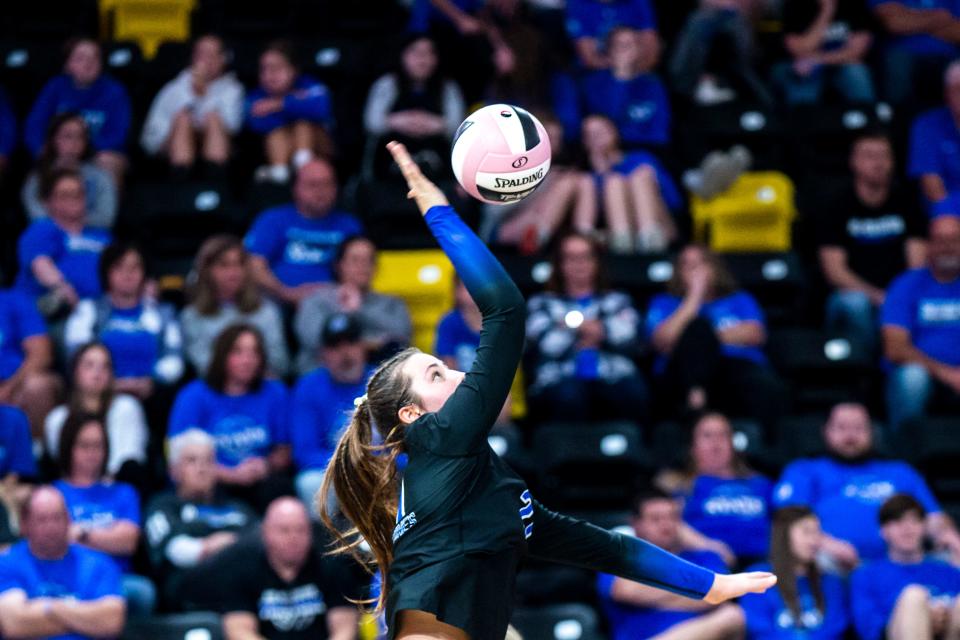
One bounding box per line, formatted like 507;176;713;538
566;0;657;41
245;75;333;135
606;151;682;211
15;219;111;299
0;87;16;158
168;379;290;468
435;308;481;372
682;475;773;560
647;291;767;367
290;366;373;471
881;267;960;366
852;557;960;640
774;457;940;560
0;405;36;477
0;288;46;381
98;305;161;379
908;107;960;199
597;548;727;640
740;562;850;640
244;204;363;288
868;0;959;56
407;0;482;31
0;541;122;640
581;72;670;147
53;480;140;571
24;74;132;155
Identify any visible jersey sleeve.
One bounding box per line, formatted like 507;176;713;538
908;112;942;178
244;211;284;262
17;222;62;270
773;461;815;507
167;383;204;439
645;294;680;337
85;552;124;599
144;496;183;569
408;206;525;456
12;292;46;341
283;81;333;127
880;272;916;330
527;501;715;600
3;407;37;477
114;483;141;525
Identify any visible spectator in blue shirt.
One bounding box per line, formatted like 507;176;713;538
525;232;650;422
582;114;680;253
882;215;960;428
24;37;132;187
0;287;59;440
774;402;960;571
648;245;786;433
246;40;334;185
53;413;154;615
0;86;16;179
656;412;774;567
909;62;960;206
0;485;126;640
851;494;960;640
596;488;745;640
740;506;850;640
291;314;374;512
565;0;660;70
870;0;960;105
0;405;38;527
64;242;183;403
245;159;363;306
167;324;291;512
15;169;112;313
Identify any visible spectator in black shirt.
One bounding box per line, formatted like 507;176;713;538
144;429;257;611
774;0;875;105
816;131;927;350
212;497;362;640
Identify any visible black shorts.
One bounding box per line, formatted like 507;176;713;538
387;547;522;640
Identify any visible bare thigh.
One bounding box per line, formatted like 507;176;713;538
396;609;471;640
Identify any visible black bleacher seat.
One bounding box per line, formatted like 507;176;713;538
652;418;777;474
1;1;98;43
533;421;651;510
766;327;874;412
785;104;891;178
723;252;808;326
512;603;605;640
121;612;223;640
0;40;64;115
675;101;785;171
899;416;960;501
103;41;144;95
515;566;598;608
774;414;827;462
195;0;295;39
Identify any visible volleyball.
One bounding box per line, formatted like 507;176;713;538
451;104;552;205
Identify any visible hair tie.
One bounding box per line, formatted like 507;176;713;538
353;394;368;408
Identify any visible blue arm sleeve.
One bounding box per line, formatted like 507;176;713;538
528;501;716;600
283;82;333;125
408;206;525;456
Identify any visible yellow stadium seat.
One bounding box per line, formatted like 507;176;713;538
690;171;797;252
104;0;195;58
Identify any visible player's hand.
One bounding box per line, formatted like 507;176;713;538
387;141;449;216
703;571;777;605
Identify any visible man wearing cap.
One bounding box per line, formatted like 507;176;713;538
289;313;375;512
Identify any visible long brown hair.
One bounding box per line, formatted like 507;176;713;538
770;506;824;627
205;324;267;393
546;231;609;294
318;347;423;612
58;412;110;479
684;412;752;480
66;342;116;420
666;245;739;298
190;235;263;315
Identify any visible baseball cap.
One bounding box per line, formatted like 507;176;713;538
322;313;363;346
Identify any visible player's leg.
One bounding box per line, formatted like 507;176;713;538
651;603;745;640
396;610;470;640
888;585;933;640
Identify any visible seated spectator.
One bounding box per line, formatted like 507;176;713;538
571;27;669;149
245;159;363;306
0;405;38;527
199;497;362;640
882;215;960;428
22;113;116;229
363;35;465;148
294;235;411;374
871;0;960;106
909;61;960;206
582;114;680;253
246;40;334;185
53;413;154;615
0;287;59;438
0;485;125;639
773;0;875;106
0;86;14;179
181;235;289;377
141;34;243;175
24;37;131;186
291;314;373;511
851;494;960;640
44;343;148;481
526;231;650;421
168;324;291;511
648;245;785;431
15;168;111;315
145;429;256;611
817;130;926;350
64;242;184;402
656;412;774;567
740;506;850;639
774;402;960;570
668;0;772;105
565;0;660;70
597;488;744;640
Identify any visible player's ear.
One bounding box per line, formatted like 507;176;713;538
398;404;423;425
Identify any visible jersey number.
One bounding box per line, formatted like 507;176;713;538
519;490;534;539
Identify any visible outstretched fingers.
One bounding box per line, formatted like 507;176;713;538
387;141;425;193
